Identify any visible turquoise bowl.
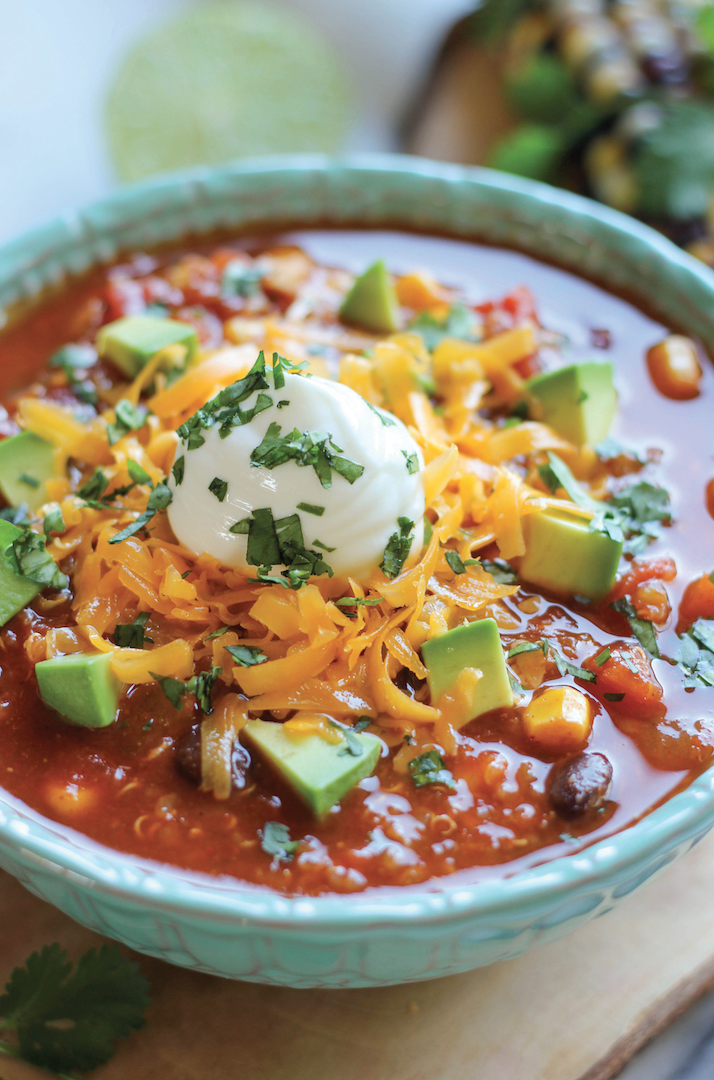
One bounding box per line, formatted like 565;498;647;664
1;155;714;987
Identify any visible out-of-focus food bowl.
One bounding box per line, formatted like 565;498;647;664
2;155;714;987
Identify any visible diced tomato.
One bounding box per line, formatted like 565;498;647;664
584;641;664;719
476;286;539;339
513;353;541;379
677;574;714;633
609;556;677;603
502;286;538;323
104;278;145;321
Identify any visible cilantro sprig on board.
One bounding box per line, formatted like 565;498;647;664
0;943;149;1077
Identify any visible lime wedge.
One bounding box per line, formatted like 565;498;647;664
105;2;352;183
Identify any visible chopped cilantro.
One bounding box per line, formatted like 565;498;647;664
260;821;298;861
208;477;228;502
250;421;364;489
297;502;325;516
604;692;625;702
380;517;415;579
78;468;110;502
48;342;97;377
543;639;597;683
150;672;187;710
367;401;396;427
276;399;290;408
226;644;268;667
17;472;39;489
113;611;152;648
271;351;285;389
409;302;476;352
508;641;542;658
107;399;149;446
234;507;333;588
330;720;364;757
445;550;466;575
177;353;272;449
334;595;383;609
594;647;611;667
150;665;221;714
127;460;152;486
354;717;371;732
675;619;714;688
313;539;335;552
409;750;456;789
402;451;419;474
610;597;660;658
221;260;264;298
108;482;173;545
42;507;65;537
10;530;68;590
205;625;231;640
172;455;185;485
481;559;518;585
0;942;149;1075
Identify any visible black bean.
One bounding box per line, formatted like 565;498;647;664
548;752;613;819
175;723;202;786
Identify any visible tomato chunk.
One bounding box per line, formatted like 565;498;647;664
584;641;664;719
609;556;676;603
677;574;714;633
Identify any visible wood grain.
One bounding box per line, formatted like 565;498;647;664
1;830;714;1080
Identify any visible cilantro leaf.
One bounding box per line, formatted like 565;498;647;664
480;559;518;585
0;942;149;1074
226;644;268;667
234;507;333;588
334;595;383;609
177;353;272;449
10;530;68;590
205;625;231;640
17;472;39;489
108;482;173;545
609;598;660;658
380;517;415;579
402;451;419;474
354;717;371;732
127;460;152;486
208;477;228;502
42;507;65;537
113;611;152;648
675;619;714;688
260;821;298;861
78;468;109;503
150;672;188;710
445;550;466;575
409;302;476;352
187;666;222;715
250;422;364;489
409;750;456;789
543;639;597;682
507;641;542;658
296;502;324;516
172;454;185;485
106;399;149;447
0;505;32;528
367;402;396;426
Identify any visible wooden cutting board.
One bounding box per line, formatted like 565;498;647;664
1;830;714;1080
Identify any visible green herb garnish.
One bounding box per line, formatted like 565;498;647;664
232;507;333;589
445;550;466;575
151;665;222;714
409;302;476;352
0;505;32;528
481;559;518;585
42;507;65;537
127;460;152;486
10;530;68;590
250;422;364;489
604;692;626;702
113;611;152;649
610;597;660;658
380;517;415;580
543;639;597;683
18;473;39;489
221;260;264;298
594;647;611;667
177;353;272;449
367;401;396;427
507;641;542;658
107;399;149;447
334;595;383;609
296;502;325;516
208;477;228;502
675;619;714;688
205;626;231;640
78;468;110;503
0;942;149;1075
226;644;268;667
172;455;185;486
409;750;456;789
108;482;173;545
402;451;419;474
260;821;298;861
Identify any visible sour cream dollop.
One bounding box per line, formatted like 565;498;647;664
167;371;425;580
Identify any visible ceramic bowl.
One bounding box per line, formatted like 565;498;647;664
1;155;714;988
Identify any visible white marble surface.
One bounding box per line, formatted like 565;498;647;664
0;3;711;1077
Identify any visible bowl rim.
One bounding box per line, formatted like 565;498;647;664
2;151;714;930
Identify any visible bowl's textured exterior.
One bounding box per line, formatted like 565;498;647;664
1;155;714;987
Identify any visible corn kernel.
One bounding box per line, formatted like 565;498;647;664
523;686;592;751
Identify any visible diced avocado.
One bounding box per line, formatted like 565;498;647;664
339;260;399;334
421;617;513;726
96;316;198;378
0;431;56;512
0;520;42;626
519;508;622;600
35;652;123;728
244;719;381;817
526;362;617;447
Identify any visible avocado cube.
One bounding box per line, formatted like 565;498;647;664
0;520;42;626
339;260;399;334
0;431;56;512
519;509;622;600
244;719;381;817
527;362;617;447
422;618;513;725
35;652;123;728
96;316;198;378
